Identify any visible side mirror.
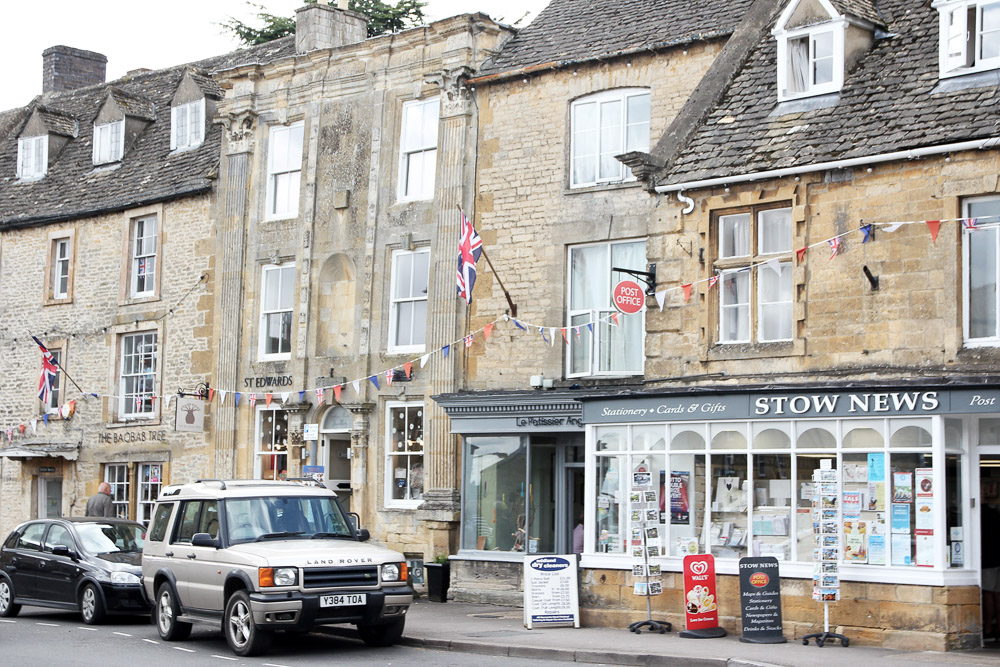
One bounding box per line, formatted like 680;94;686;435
357;528;371;542
52;545;75;558
191;532;220;548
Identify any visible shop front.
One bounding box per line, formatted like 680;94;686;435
579;384;994;650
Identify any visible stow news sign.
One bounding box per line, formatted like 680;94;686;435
583;388;1000;424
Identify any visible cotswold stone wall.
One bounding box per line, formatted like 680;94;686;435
0;194;217;535
467;43;725;388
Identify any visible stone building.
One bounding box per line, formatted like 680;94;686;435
208;4;513;563
438;0;1000;651
0;41;292;536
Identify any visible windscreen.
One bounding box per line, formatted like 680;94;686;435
76;523;145;555
225;495;353;544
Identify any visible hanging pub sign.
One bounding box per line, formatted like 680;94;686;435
680;554;726;638
738;557;786;643
613;279;645;315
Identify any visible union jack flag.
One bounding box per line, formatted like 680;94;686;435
32;336;59;405
456;209;483;305
965;218;979;230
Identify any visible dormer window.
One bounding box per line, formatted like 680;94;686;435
171;99;205;150
17;136;47;179
775;22;845;100
935;0;1000;76
93;119;124;164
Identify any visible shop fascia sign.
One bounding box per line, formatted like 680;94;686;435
584;388;1000;423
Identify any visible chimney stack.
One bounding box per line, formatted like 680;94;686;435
295;3;367;54
42;46;107;94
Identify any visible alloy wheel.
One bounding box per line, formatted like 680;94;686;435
228;598;252;648
81;587;96;621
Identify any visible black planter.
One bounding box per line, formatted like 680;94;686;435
425;562;450;602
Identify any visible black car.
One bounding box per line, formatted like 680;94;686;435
0;517;149;623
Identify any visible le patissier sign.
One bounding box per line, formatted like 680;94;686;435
584;388;1000;423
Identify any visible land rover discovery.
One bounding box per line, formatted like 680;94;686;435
141;480;412;656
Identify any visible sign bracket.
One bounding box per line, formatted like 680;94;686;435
612;264;657;296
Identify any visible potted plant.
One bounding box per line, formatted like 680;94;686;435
425;554;450;603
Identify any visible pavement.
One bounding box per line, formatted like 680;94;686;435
387;599;1000;667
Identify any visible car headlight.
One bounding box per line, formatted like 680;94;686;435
110;571;141;585
274;567;297;587
381;562;407;582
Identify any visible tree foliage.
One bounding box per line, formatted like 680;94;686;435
223;1;426;46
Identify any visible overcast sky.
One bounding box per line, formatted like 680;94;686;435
0;1;547;112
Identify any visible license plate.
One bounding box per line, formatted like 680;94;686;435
320;593;366;607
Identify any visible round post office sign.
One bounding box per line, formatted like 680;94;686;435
613;280;645;314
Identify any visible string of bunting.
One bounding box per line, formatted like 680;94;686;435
3;215;992;444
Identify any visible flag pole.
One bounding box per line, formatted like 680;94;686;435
53;359;86;396
458;206;518;317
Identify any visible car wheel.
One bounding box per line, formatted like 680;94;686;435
357;617;405;647
80;583;106;625
155;582;192;641
225;590;272;657
0;578;20;618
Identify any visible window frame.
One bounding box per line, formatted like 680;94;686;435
117;330;159;421
17;135;47;180
384;400;425;509
387;247;430;354
775;21;846;101
45;229;75;304
962;194;1000;345
397;97;440;202
712;205;794;345
254;406;290;480
42;347;63;414
935;0;1000;77
566;238;647;378
264;121;304;221
569;88;651;189
93;119;124;165
136;463;164;525
258;262;296;361
104;463;130;519
170;98;205;151
128;214;159;299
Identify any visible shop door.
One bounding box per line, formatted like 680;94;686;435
38;477;61;518
526;436;583;554
980;454;1000;643
321;434;352;512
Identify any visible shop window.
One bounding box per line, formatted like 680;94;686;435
714;207;793;344
105;463;130;519
258;263;295;360
570;88;649;188
385;402;424;507
963;195;1000;345
935;0;1000;76
255;407;289;480
118;331;158;420
388;249;429;353
752;423;791;449
398;97;439;201
669;424;706;450
567;239;646;377
128;214;158;299
265;121;303;219
137;463;163;525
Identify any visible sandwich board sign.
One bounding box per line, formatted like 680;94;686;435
523;554;580;629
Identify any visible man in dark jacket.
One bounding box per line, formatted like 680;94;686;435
85;482;115;517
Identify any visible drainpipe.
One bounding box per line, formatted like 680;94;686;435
655;136;1000;201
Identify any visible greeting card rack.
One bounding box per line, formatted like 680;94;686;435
802;463;849;649
628;486;671;635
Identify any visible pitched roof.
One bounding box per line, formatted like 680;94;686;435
828;0;883;26
35;107;78;137
0;37;296;228
657;0;1000;186
478;0;755;79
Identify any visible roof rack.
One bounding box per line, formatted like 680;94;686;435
195;479;227;490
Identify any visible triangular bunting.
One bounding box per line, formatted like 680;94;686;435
682;283;693;303
352;380;361;395
561;328;568;344
208;388;216;403
220;389;228;404
385;369;394;386
443;344;450;358
370;375;380;390
465;334;474;348
514;319;526;330
235;392;242;406
281;392;289;404
539;327;549;344
298;390;306;402
796;247;808;264
610;313;620;327
420;353;430;368
316;387;325;404
708;275;719;289
265;393;273;408
484;322;494;340
861;224;873;243
248;393;257;408
926;219;941;242
654;290;666;311
333;385;342;402
884;222;906;233
549;328;557;346
403;362;412;379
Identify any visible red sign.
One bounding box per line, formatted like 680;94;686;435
612;280;645;315
682;554;720;631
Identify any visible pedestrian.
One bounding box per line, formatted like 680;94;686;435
85;481;115;517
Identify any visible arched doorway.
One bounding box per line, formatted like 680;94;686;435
319;406;353;511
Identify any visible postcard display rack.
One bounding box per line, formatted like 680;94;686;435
627;483;672;635
802;461;849;648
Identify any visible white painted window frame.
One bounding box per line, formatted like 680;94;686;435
384;401;425;509
118;331;158;420
775;20;845;101
170;98;205;150
93;119;124;165
570;88;651;188
962;195;1000;346
52;238;71;300
387;247;430;354
129;215;158;299
258;263;296;361
265;121;304;220
254;406;289;480
397;97;440;202
104;463;130;519
934;0;1000;77
17;135;47;179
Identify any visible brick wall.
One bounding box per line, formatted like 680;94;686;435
42;46;107;94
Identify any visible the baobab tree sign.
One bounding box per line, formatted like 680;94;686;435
175;397;205;433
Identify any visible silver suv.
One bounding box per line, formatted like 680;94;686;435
141;480;412;656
